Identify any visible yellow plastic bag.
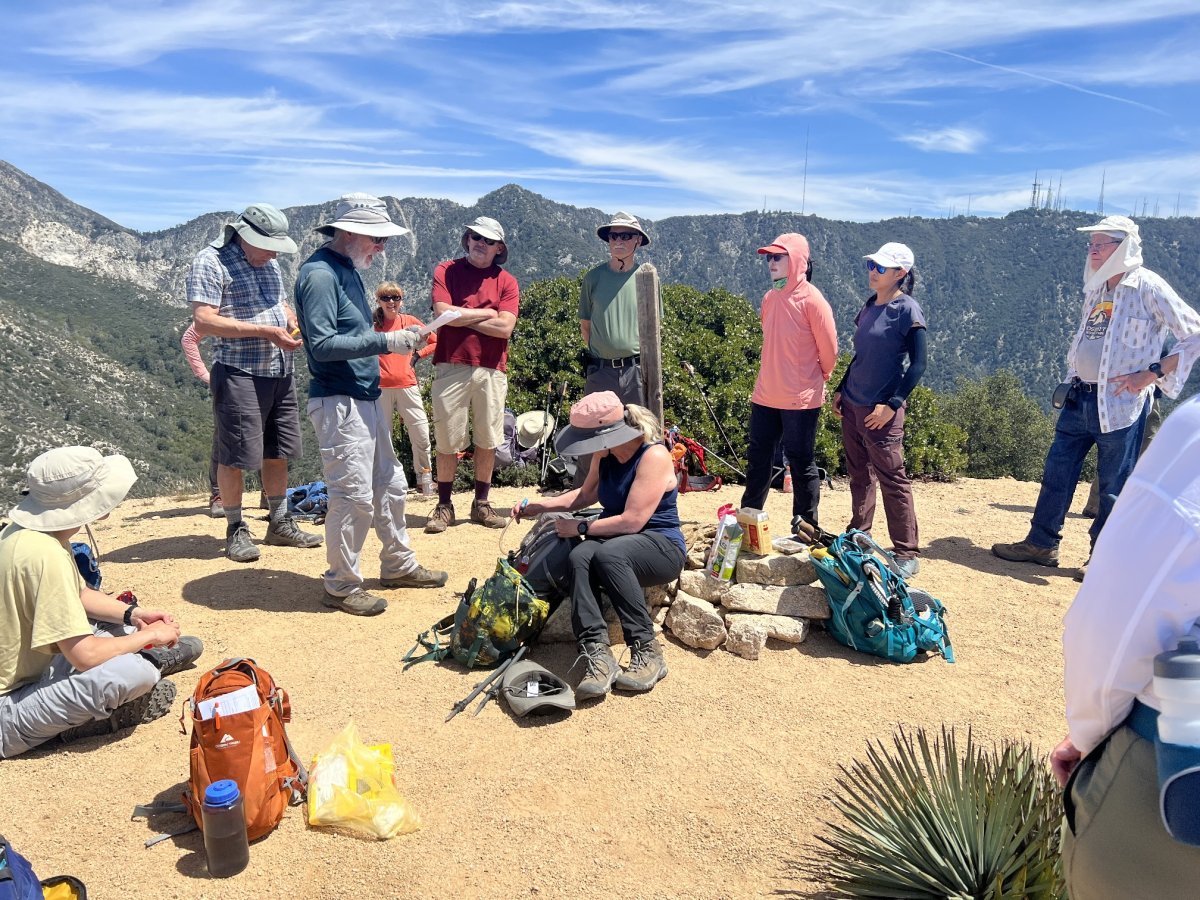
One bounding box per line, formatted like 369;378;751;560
306;722;421;839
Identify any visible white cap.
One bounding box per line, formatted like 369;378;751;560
864;242;915;270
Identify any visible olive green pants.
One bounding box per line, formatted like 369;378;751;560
1064;725;1200;899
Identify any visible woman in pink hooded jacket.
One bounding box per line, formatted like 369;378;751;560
740;234;838;528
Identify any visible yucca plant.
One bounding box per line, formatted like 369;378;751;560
817;726;1066;899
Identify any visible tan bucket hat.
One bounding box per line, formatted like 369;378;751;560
514;411;556;449
460;216;508;266
9;446;137;531
597;211;650;246
315;193;410;239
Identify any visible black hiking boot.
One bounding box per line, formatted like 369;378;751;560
615;639;669;692
57;679;178;745
574;641;619;701
140;636;204;677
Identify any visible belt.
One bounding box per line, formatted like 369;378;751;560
1126;699;1158;743
593;355;640;369
1074;380;1099;393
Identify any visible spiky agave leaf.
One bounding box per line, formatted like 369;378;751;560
815;726;1065;899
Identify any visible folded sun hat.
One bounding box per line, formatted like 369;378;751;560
210;203;298;254
863;242;915;269
500;660;576;717
515;411;556;449
459;216;508;266
315;193;410;239
553;391;644;457
9;446;137;532
597;211;650;246
1076;214;1139;239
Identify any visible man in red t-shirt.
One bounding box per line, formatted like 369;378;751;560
427;216;520;533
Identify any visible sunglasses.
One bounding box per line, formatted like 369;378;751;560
369;236;389;247
468;232;499;247
1086;239;1121;250
766;253;787;263
378;295;403;303
866;260;898;274
607;232;640;243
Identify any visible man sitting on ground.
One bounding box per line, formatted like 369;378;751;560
0;447;203;758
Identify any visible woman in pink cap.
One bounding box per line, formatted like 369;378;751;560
741;234;838;530
832;242;925;579
512;391;684;702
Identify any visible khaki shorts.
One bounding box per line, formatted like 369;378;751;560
431;363;507;452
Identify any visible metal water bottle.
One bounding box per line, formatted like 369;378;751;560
1153;638;1200;748
202;779;250;878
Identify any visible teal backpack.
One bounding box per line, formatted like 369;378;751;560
809;530;954;664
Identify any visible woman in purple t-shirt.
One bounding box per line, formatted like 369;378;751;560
832;242;927;579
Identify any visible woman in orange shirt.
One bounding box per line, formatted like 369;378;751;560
373;282;437;496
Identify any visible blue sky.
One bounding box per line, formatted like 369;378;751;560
2;1;1198;231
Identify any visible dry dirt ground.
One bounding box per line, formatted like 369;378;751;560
0;476;1092;899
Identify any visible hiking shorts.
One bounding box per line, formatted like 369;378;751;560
211;363;302;469
431;363;507;452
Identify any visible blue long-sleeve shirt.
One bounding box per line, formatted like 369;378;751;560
294;246;390;400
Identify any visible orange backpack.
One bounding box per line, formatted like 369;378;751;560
182;658;307;841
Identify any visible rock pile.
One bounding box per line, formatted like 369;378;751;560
541;522;831;660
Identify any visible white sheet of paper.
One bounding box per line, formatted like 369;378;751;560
418;309;462;336
196;683;260;720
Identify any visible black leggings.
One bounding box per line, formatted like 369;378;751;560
569;532;685;646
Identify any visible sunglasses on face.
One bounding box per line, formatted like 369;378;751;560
369;236;389;247
378;295;403;303
1086;239;1121;250
766;253;787;263
468;232;499;247
607;232;639;243
866;260;897;274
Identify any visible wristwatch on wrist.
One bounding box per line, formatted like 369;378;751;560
1148;361;1164;378
122;599;139;627
577;519;590;537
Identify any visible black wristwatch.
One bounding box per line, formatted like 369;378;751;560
1148;361;1164;378
577;519;590;537
122;598;139;627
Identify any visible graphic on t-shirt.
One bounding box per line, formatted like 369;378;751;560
1084;299;1112;341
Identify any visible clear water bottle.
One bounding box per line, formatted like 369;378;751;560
202;779;250;878
1153;638;1200;748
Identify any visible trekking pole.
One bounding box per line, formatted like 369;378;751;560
541;380;568;483
681;361;742;467
471;646;527;717
445;646;527;722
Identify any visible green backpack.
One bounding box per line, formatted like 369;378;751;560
404;558;551;669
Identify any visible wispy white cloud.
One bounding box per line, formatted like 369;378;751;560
899;127;986;154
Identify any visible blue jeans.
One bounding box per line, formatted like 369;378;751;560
1027;391;1149;550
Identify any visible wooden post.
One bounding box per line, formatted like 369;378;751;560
636;262;664;429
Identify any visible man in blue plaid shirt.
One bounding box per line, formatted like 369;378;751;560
188;203;323;563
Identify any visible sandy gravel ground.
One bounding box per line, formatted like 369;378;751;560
0;476;1090;898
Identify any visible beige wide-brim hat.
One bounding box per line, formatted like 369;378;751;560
1077;214;1139;238
459;216;509;266
9;446;137;532
210;203;299;254
597;211;650;246
514;411;556;449
315;192;411;239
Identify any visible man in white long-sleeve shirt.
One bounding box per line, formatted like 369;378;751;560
994;215;1200;575
1051;395;1200;898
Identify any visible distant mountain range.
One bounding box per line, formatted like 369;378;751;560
1;159;1197;502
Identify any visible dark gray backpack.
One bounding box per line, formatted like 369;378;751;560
508;511;594;608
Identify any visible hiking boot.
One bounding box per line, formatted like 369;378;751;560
58;678;177;745
322;589;388;616
1074;557;1090;583
380;565;449;589
425;503;455;534
991;540;1059;567
225;521;260;563
615;639;668;693
574;641;619;701
140;636;204;677
470;499;506;529
1081;504;1098;519
264;514;323;548
209;492;224;518
893;556;921;579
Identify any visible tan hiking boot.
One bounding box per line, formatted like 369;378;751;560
381;565;449;589
265;514;323;548
425;503;455;534
322;589;388;616
574;642;619;701
615;639;668;692
470;499;505;529
991;540;1059;567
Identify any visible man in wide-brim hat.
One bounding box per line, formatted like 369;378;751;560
0;447;203;757
295;193;448;617
993;214;1200;577
188;202;324;565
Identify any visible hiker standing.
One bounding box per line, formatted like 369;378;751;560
187;203;323;563
0;447;203;758
993;215;1200;576
295;193;448;617
425;216;520;534
740;233;838;530
514;392;684;700
573;212;653;483
832;242;926;579
1051;395;1200;898
373;282;437;497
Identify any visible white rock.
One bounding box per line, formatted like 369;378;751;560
724;617;768;660
725;612;810;644
645;584;672;607
665;591;727;650
676;570;731;604
735;552;818;586
539;600;624;645
721;583;830;620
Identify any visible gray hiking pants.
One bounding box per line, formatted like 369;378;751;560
0;623;159;758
